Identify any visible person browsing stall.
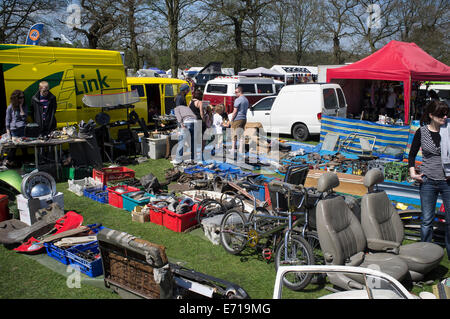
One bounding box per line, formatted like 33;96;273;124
4;90;28;167
31;81;57;136
230;86;248;156
175;83;190;107
408;101;450;259
173;103;197;165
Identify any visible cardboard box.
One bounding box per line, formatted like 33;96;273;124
131;206;150;223
17;193;64;226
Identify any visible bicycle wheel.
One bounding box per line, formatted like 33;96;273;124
196;199;225;224
304;231;326;284
220;209;248;255
274;235;314;291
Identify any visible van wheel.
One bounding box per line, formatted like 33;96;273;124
292;123;309;141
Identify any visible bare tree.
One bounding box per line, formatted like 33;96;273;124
68;0;120;49
202;0;262;73
0;0;53;43
243;0;271;68
287;0;321;64
394;0;422;41
320;0;357;64
149;0;205;78
260;0;290;64
347;0;399;52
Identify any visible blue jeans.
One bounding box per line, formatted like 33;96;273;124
176;122;195;162
419;176;450;257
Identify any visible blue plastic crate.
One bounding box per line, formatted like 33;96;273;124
44;224;104;265
83;185;108;204
122;192;154;212
44;242;70;265
66;241;103;277
249;185;266;202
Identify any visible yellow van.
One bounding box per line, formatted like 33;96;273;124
0;44;128;134
126;77;191;123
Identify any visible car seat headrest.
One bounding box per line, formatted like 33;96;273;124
363;169;384;188
317;172;339;193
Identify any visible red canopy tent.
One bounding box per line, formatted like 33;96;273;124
327;40;450;123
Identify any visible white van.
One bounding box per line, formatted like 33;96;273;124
203;76;284;113
247;83;347;141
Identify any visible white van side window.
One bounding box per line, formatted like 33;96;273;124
323;88;338;109
253;97;275;111
206;84;228;94
257;84;274;94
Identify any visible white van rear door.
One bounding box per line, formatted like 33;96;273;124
247;96;275;130
336;87;348;118
322;88;339;117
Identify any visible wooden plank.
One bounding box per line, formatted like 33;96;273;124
304;169;367;196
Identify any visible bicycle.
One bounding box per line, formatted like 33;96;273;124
219;181;315;291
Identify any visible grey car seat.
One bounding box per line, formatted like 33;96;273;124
316;172;409;290
361;169;444;281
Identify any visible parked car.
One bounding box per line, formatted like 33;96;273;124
246;83;347;141
273;265;436;299
203;76;283;113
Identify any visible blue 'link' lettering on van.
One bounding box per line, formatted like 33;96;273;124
75;69;110;95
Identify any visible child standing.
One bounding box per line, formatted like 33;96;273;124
213;104;227;156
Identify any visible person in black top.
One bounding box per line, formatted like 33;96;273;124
408;101;450;258
31;81;57;136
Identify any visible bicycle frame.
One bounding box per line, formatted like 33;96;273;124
247;188;308;259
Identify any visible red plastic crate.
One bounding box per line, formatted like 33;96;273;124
148;204;164;225
93;167;135;185
107;185;140;209
162;207;198;232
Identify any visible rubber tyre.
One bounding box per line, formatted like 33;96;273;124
196;199;225;224
274;235;314;291
292;123;309;141
219;209;248;255
220;191;245;212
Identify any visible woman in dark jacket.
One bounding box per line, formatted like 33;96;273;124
5;90;28;166
30;81;57;136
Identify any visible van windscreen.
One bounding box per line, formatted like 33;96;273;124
206;84;227;94
257;84;274;94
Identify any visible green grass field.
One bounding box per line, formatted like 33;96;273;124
0;158;448;299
